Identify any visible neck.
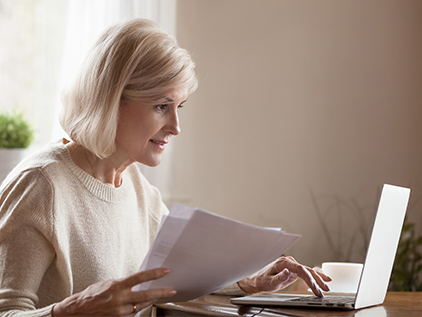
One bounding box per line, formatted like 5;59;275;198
84;148;97;179
66;141;131;188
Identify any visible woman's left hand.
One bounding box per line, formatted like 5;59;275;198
237;256;331;297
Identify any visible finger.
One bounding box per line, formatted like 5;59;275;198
135;288;177;301
272;268;290;284
279;258;329;294
120;288;174;316
122;288;176;316
277;268;290;281
280;262;324;297
268;256;295;275
272;257;326;296
125;299;157;316
305;267;331;291
273;268;298;289
285;256;297;263
310;267;332;282
298;267;325;297
127;288;176;309
121;268;170;288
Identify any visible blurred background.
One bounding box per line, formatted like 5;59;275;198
1;0;422;288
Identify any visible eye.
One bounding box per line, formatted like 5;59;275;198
178;100;188;109
156;104;167;111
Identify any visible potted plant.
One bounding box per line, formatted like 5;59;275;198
0;111;34;183
389;219;422;291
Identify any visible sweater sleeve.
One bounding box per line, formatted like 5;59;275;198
0;169;56;317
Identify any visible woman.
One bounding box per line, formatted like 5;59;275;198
0;19;330;316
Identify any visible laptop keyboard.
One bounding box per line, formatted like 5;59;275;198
291;295;355;304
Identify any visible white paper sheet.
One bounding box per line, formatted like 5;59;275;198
133;203;301;303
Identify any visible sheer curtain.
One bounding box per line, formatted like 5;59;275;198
52;0;179;204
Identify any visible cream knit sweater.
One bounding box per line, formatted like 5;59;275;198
0;140;168;316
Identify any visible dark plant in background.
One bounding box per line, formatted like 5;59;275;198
309;187;378;263
310;186;422;291
389;219;422;291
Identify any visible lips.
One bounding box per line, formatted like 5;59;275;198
150;139;168;145
150;139;168;150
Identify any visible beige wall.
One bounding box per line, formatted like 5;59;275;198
173;0;422;266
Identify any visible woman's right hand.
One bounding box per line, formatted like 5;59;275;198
52;268;175;316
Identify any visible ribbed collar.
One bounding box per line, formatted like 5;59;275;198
53;140;130;203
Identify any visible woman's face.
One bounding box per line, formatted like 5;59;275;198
115;88;188;167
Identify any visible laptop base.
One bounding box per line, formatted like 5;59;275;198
231;293;355;310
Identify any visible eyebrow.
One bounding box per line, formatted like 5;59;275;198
163;97;188;105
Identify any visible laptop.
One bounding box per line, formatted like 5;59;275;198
231;184;410;310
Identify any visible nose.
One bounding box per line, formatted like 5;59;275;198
165;109;181;136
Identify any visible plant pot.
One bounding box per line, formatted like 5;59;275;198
0;148;27;184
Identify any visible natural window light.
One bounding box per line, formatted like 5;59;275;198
0;0;67;149
0;0;178;203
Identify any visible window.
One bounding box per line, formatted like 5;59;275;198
0;0;67;149
0;0;181;204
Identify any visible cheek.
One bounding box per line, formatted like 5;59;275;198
117;108;160;142
117;113;142;136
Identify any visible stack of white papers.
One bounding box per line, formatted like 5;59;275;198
134;203;300;303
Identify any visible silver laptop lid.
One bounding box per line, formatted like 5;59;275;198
354;184;410;309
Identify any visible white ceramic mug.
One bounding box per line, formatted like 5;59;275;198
319;262;363;293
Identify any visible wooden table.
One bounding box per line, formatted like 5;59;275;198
154;292;422;316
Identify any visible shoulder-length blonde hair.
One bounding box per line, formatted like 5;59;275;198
60;19;197;159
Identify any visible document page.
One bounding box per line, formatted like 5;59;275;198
133;203;300;303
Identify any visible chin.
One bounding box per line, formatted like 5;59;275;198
137;153;163;167
140;159;162;167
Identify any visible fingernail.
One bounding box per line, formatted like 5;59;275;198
168;290;177;296
313;284;323;297
320;281;330;291
162;268;170;274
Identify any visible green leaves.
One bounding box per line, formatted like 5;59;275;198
389;219;422;291
0;111;34;148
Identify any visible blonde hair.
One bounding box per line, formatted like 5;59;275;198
60;19;197;159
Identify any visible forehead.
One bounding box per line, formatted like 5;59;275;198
153;88;189;103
